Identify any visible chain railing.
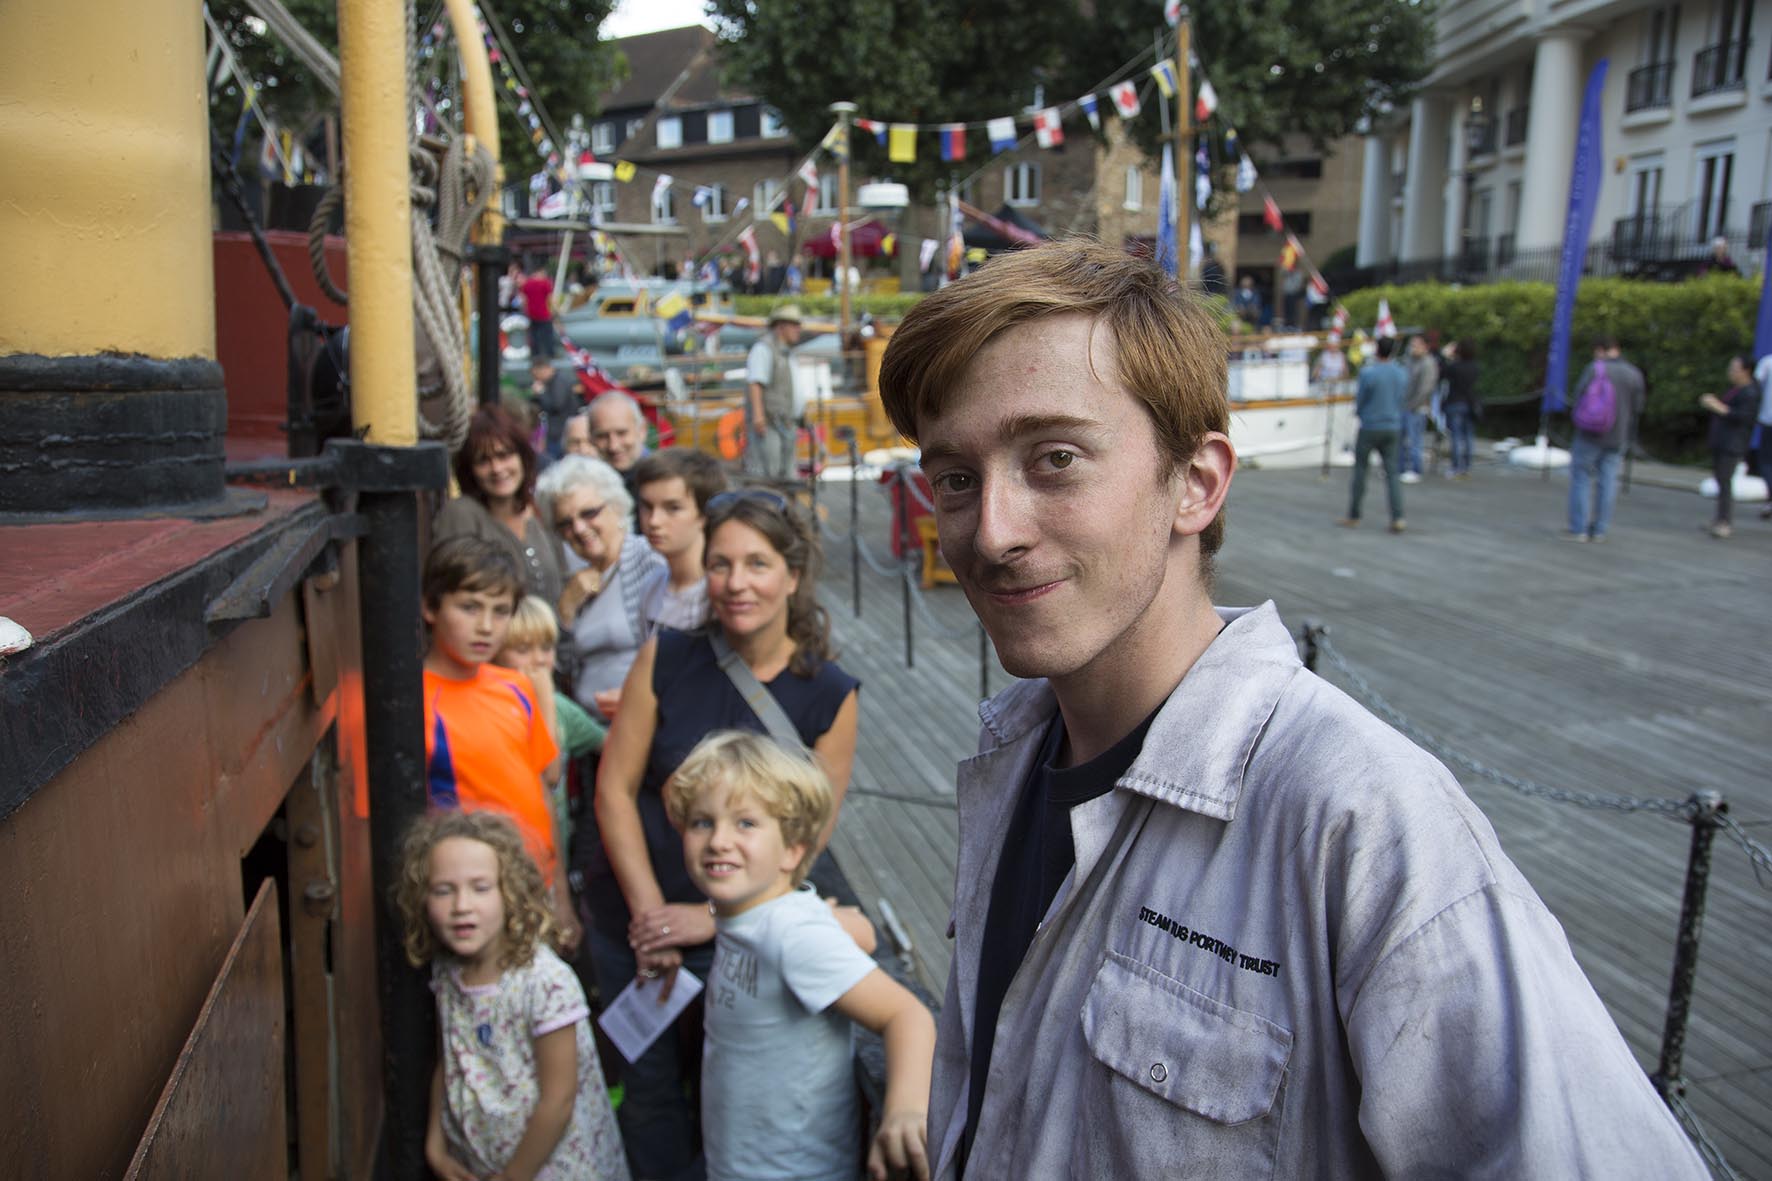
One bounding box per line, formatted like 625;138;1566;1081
1299;620;1770;1180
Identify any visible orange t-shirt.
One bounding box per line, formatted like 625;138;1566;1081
423;665;560;883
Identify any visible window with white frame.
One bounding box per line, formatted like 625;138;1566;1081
761;107;788;138
1005;162;1041;207
589;180;616;222
754;178;782;215
813;172;840;214
1123;165;1143;211
707;109;734;144
1694;140;1734;239
703;183;729;222
591;121;616;156
627;118;645;138
656;116;682;150
653;184;678;225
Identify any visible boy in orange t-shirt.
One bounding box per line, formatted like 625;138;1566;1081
421;536;577;948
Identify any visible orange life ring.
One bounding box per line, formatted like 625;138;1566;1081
716;409;747;460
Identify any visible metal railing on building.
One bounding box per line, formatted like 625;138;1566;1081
1465;114;1497;159
1626;61;1676;111
1750;201;1772;252
1691;38;1751;97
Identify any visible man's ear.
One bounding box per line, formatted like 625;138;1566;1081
1174;433;1237;538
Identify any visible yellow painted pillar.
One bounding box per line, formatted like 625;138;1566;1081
0;0;215;359
339;0;418;445
0;0;228;514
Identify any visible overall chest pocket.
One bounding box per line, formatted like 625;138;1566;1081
1075;951;1293;1179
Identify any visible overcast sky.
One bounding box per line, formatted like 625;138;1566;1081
601;0;711;39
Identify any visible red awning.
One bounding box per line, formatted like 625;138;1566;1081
805;219;895;259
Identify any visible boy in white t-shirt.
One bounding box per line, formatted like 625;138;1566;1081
665;732;935;1181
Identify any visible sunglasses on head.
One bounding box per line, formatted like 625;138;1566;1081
706;489;792;515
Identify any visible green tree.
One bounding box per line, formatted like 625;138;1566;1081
207;0;623;175
708;0;1432;189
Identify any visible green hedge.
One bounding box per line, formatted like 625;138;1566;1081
734;293;928;320
1339;275;1760;459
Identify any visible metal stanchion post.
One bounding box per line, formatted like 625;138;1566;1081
475;243;507;405
844;429;861;617
1652;790;1724;1103
1300;620;1323;672
896;467;913;669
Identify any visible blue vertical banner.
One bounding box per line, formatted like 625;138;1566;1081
1755;230;1772;361
1542;59;1610;413
1156;144;1179;279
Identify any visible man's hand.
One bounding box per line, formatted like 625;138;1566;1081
868;1109;930;1181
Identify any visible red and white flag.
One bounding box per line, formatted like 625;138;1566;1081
798;159;819;189
1195;79;1219;124
1110;80;1142;119
1034;108;1064;149
1262;195;1284;232
1374;298;1397;339
1332;306;1349;334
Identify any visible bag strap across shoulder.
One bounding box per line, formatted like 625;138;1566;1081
708;631;807;753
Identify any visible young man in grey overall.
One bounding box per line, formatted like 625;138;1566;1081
877;239;1705;1180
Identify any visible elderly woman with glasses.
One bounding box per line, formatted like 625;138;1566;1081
535;454;668;723
583;488;863;1180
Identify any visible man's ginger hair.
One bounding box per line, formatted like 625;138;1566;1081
877;238;1230;556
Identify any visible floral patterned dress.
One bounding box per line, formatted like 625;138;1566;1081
433;945;629;1180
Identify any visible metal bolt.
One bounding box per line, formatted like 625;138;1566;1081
294;823;320;848
1150;1063;1168;1083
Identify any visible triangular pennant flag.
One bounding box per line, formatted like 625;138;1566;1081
1110;80;1142;119
1307;272;1330;304
1375;298;1397;338
1262;194;1284;232
919;237;939;272
1034;108;1064;149
1195;141;1211;210
856;118;888;145
1332;305;1349;334
1195;78;1218;123
1189;219;1204;278
1078;93;1101;132
692;185;713;209
1165;0;1182;26
653;174;674;207
1151;59;1178;99
881;233;896;257
1236;153;1258;193
732;197;750;217
613;160;636;183
1279;236;1300;272
888;123;917;163
770;212;789;236
820;122;849;161
987;117;1017;154
798;158;819;188
939;124;967;162
1156;145;1178;278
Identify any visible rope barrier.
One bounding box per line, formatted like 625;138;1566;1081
901;568;982;640
1312;631;1695;819
848;785;959;810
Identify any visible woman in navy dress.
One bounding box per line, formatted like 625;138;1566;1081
582;489;860;1180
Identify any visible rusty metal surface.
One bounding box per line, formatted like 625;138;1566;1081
123;879;288;1181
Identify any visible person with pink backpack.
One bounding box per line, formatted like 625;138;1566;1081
1564;335;1646;542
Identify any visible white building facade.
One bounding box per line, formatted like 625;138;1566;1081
1356;0;1771;278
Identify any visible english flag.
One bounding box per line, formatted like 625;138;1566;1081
1110;80;1142;119
1195;79;1219;123
1375;298;1397;338
1034;108;1064;149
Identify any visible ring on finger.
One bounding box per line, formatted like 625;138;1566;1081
661;924;670;937
639;968;659;979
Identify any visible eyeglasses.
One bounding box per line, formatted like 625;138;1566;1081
553;503;607;532
706;489;792;515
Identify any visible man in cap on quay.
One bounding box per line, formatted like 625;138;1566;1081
744;304;804;482
876;238;1708;1179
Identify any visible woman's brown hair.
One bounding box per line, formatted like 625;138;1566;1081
703;491;833;677
877;238;1230;556
453;404;539;512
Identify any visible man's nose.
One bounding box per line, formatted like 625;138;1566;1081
970;474;1035;564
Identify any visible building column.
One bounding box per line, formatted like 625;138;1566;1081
1517;31;1590;251
1356;133;1391;267
1399;95;1449;262
1443;115;1470;260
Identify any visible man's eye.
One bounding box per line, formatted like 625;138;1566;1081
1044;450;1075;469
931;472;974;494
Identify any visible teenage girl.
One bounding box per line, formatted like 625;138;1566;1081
398;811;630;1181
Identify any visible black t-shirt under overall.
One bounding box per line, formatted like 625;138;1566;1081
960;706;1159;1174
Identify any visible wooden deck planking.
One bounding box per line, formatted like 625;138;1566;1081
813;456;1771;1170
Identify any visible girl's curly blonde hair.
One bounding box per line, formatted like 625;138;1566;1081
394;810;559;970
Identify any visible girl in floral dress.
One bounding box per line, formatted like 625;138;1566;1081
398;811;629;1181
